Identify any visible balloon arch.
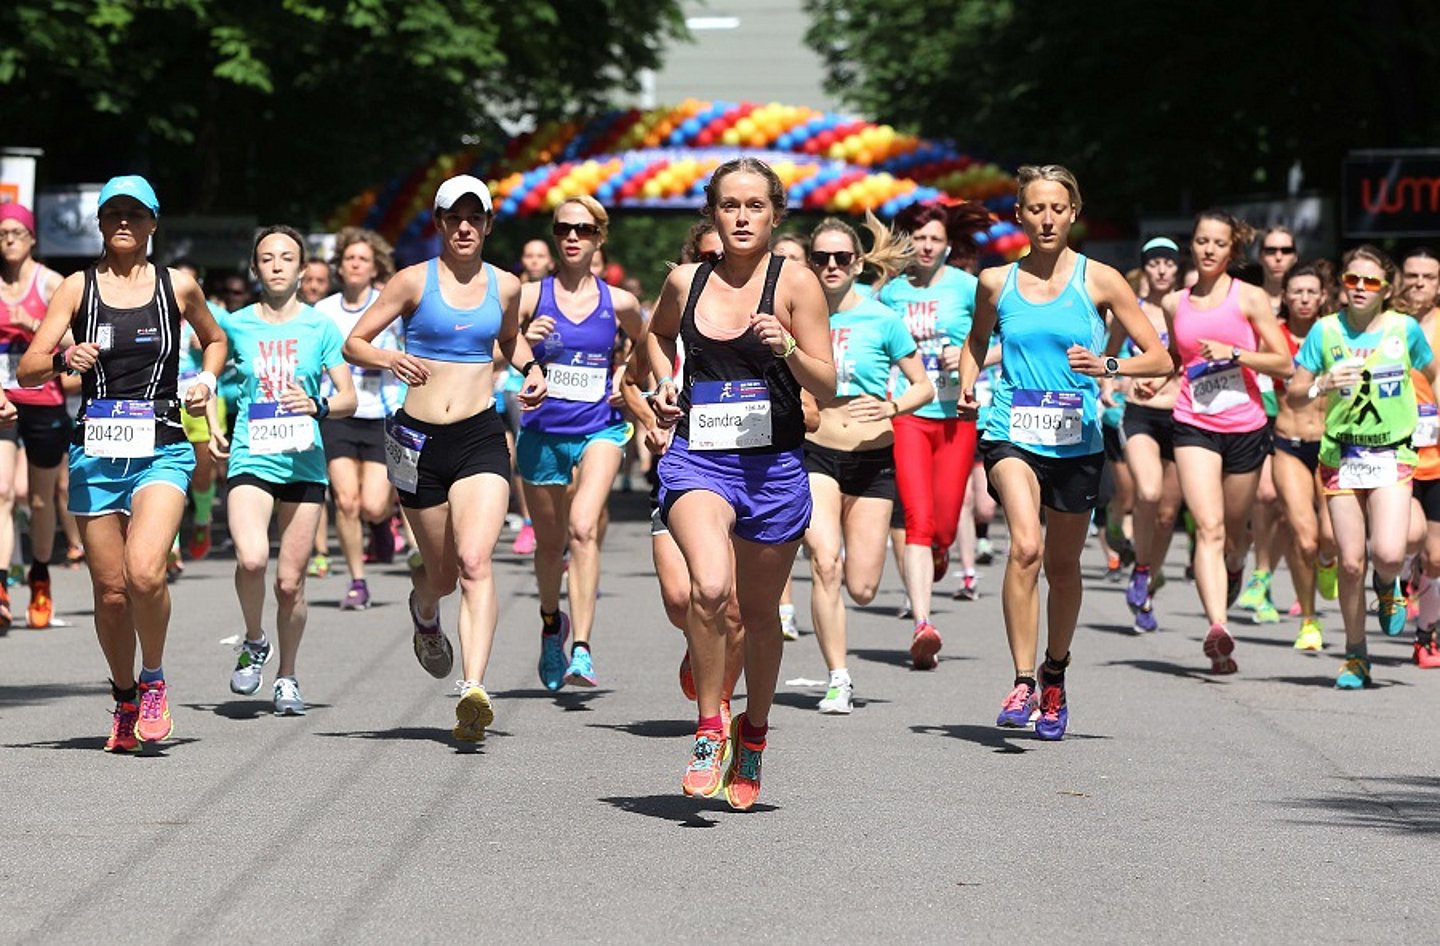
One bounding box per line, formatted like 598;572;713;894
329;100;1030;263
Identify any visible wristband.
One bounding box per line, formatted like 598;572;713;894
774;333;798;359
53;349;71;376
520;359;546;379
311;395;330;420
194;370;218;397
654;375;675;390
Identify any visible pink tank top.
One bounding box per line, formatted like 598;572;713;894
0;264;64;406
1172;277;1266;433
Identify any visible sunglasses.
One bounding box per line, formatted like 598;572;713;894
809;250;856;268
552;221;601;239
1342;272;1387;292
1262;245;1296;255
698;250;724;265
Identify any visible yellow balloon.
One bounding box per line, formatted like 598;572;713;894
722;128;742;146
643;179;663;199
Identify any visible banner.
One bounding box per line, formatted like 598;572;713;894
1343;150;1440;238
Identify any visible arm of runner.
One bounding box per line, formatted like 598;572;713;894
959;268;1002;416
207;394;230;459
645;267;686;427
760;264;835;403
1232;284;1296;380
1077;262;1169;378
17;271;85;388
494;269;547;409
888;350;935;416
174;268;226;416
345;264;425;381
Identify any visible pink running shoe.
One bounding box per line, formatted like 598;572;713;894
511;523;536;555
1203;624;1238;674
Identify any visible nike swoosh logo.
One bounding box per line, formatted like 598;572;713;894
454;323;472;331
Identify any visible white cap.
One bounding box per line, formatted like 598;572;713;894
434;175;494;213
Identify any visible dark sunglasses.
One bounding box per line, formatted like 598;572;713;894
698;250;724;265
1262;245;1296;255
809;250;856;268
552;221;601;239
1342;272;1386;292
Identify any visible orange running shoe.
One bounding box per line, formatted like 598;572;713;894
909;621;942;670
1415;637;1440;669
723;712;766;811
681;727;728;798
135;679;173;743
105;699;141;753
679;649;696;701
188;523;212;561
27;578;52;629
0;582;12;632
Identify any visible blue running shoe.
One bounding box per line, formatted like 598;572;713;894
1336;654;1371;690
564;645;597;688
996;680;1037;728
538;613;571;691
1133;602;1158;634
1035;679;1068;741
1125;569;1149;615
1377;580;1407;637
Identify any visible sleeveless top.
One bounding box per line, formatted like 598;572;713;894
983;254;1107;458
0;263;64;406
404;259;502;363
676;256;804;454
1172;278;1267;433
522;275;622;436
74;264;185;445
315;288;403;419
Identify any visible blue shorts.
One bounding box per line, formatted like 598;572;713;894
68;441;196;516
516;421;632;486
657;437;811;545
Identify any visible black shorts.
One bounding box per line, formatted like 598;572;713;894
1121;403;1175;461
890;492;906;529
981;439;1104;514
1102;424;1125;463
228;472;327;505
322;416;386;465
803;441;897;501
1416;478;1440;523
392;407;511;509
1173;421;1271;474
0;403;73;468
1273;435;1321;475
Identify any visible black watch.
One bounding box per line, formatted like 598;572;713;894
1104;356;1120;378
52;351;68;375
520;359;546;379
311;395;330;420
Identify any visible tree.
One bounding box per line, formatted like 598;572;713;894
803;0;1440;225
0;0;686;223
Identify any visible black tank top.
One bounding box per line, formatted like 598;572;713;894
676;256;804;453
74;264;185;445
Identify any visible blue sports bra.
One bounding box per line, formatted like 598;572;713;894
404;259;503;363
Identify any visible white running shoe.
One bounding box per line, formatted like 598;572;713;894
779;604;799;641
273;676;306;716
818;680;854;715
230;638;272;695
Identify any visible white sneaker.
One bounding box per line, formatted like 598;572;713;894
818;680;854;715
230;638;271;695
780;605;799;641
273;676;306;716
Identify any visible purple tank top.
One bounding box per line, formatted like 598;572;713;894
522;276;621;435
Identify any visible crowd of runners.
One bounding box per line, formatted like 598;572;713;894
1;157;1437;810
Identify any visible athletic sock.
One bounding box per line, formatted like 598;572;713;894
1373;570;1396;597
139;666;164;684
29;561;49;583
976;523;990;540
1043;651;1070;685
1134;564;1150;576
572;640;590;653
1014;674;1037;690
541;609;561;633
110;680;138;703
192;483;216;526
698;713;723;733
829;668;850;688
740;717;768;743
1346;641;1370;659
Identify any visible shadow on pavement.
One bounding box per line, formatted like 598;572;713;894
182;701;333;720
1085;622;1138;637
769;690;890;711
5;736;201;754
849;648;971;669
1103;658;1226;683
1257;674;1411;690
0;681;112;706
600;793;778;827
1282;776;1440;834
587;719;695;739
911;724;1028;754
489;688;610;711
316;727;509;751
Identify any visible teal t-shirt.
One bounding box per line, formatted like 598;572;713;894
219;304;345;485
876;266;978;419
1295;310;1432;376
831;297;918;397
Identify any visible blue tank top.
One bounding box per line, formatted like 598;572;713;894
403;259;503;363
522;276;622;435
983;255;1106;458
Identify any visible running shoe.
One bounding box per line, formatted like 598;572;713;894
410;592;454;678
1293;619;1324;653
511;523;536;555
931;544;949;583
1252;598;1281;624
229;637;272;695
65;545;85;568
1105;554;1123;582
106;699;141;754
975;538;995;565
896;596;913;620
723;713;766;811
953;574;977;601
564;646;598;688
1124;569;1149;615
339;578;371;611
27;577;52;629
307;553;330;578
538;612;571;690
818;679;853;715
1133;603;1158;634
1225;570;1244;609
1414;636;1440;669
909;621;942;670
166;550;183;584
681;727;729;798
1316;558;1339;601
1287;600;1303;617
453;682;494;742
0;583;11;633
996;680;1038;728
779;604;799;641
135;679;173;743
679;650;696;701
1377;579;1407;637
188;523;212;561
1335;654;1371;690
1034;672;1068;742
1203;624;1238;674
1236;572;1270;611
273;677;306;716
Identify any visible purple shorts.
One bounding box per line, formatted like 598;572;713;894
657;437;811;544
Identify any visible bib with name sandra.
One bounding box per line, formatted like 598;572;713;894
689;379;772;451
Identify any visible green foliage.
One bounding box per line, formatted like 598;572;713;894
0;0;686;224
804;0;1440;223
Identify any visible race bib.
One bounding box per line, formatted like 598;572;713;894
0;342;18;390
689;379;772;451
1338;445;1398;490
247;402;315;456
1188;361;1248;415
384;418;428;493
1010;389;1083;446
922;352;959;404
84;400;155;458
1416;403;1439;449
545;350;610;402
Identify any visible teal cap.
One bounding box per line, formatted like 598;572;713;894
98;175;160;217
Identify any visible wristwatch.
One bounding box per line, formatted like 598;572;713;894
520;359;546;379
311;395;330;420
1104;356;1120;378
1231;345;1243;362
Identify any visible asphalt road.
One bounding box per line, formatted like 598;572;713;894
1;493;1435;944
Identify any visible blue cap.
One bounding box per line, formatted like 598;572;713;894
1140;236;1179;263
98;175;160;217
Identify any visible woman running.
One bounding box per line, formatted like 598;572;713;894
1270;261;1336;651
211;226;357;713
517;196;644;691
959;165;1169;740
1169;210;1292;674
1289;246;1435;687
876;200;987;668
344;175;546;742
18;175;225;751
803;214;931;714
0;202;68;630
1402;247;1440;668
647;157;834;809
